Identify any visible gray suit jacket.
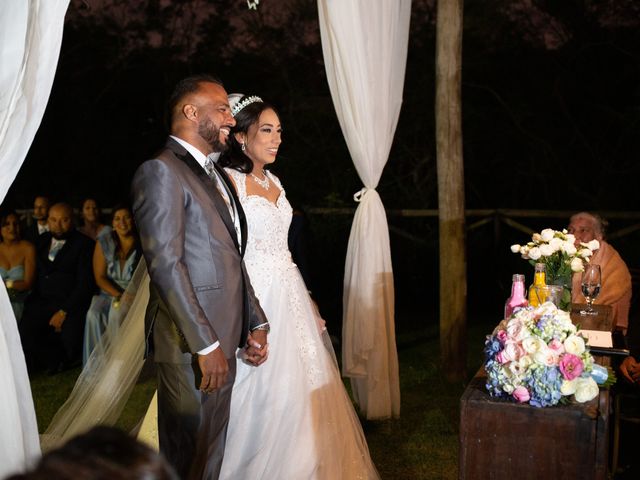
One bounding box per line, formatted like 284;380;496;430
131;138;267;363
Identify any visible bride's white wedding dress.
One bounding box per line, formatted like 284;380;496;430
216;169;379;479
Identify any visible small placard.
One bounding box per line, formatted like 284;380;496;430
581;329;613;348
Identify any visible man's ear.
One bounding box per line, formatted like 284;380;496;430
182;104;197;121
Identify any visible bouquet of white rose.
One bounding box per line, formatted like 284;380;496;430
510;228;599;309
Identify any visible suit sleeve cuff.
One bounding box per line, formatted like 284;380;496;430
197;341;220;355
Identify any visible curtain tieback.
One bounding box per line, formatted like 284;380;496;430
353;187;372;202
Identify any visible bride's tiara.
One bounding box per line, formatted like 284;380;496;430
231;95;263;117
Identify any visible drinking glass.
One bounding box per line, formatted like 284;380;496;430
580;264;601;316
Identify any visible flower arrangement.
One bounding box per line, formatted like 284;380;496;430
484;302;613;407
510;228;599;281
510;228;599;309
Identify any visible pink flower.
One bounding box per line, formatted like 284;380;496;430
497;330;508;343
559;353;584;381
548;339;565;355
513;386;530;403
496;351;509;364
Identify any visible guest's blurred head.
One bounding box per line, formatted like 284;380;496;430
33;196;50;223
0;210;21;243
48;203;74;240
6;426;178;480
220;95;281;173
111;205;135;238
568;212;606;245
168;74;235;154
80;198;101;225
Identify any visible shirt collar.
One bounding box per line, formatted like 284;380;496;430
170;135;220;170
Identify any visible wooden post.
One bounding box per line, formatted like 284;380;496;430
436;0;466;382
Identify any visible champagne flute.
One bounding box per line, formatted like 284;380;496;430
580;264;601;316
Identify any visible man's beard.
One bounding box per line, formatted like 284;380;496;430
51;230;71;240
199;118;229;153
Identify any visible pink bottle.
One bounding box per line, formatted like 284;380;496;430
504;274;528;319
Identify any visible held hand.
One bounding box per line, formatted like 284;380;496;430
197;348;229;393
245;330;269;366
620;356;640;384
48;310;66;333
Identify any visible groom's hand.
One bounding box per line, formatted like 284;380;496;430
198;348;229;393
245;330;269;366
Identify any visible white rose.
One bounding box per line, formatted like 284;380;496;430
528;247;542;260
565;233;575;244
564;334;586;355
587;240;600;251
540;229;555;242
539;244;555;257
534;348;557;367
561;242;577;255
548;237;563;252
570;257;584;272
574;377;599;403
578;248;592;258
510;244;521;253
560;379;578;395
522;336;546;354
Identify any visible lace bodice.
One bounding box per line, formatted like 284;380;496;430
225;168;293;269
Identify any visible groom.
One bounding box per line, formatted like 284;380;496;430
131;74;269;479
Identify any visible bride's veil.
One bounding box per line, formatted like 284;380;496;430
41;259;150;451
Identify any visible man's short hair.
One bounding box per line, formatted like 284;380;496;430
167;74;224;119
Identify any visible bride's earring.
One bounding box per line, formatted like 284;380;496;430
241;143;246;152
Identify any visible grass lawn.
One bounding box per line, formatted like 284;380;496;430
30;316;495;480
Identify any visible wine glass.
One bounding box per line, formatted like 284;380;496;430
580;264;601;316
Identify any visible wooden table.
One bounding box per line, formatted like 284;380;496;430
458;305;613;480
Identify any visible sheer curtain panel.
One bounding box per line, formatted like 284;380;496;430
317;0;411;419
0;0;69;476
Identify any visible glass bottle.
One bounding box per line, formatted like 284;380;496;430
528;263;547;307
505;274;528;319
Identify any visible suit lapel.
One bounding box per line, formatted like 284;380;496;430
166;139;241;253
213;162;248;256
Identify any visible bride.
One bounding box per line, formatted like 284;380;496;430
214;95;379;479
44;94;379;479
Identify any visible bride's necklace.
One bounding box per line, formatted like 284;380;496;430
250;170;270;190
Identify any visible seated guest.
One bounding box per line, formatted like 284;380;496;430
83;205;140;364
5;426;178;480
77;198;110;240
569;212;632;332
23;195;50;244
0;209;36;321
19;202;95;374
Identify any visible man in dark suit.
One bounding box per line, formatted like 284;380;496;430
131;74;269;480
19;202;95;374
22;195;50;244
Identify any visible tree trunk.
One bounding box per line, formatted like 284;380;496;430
436;0;466;382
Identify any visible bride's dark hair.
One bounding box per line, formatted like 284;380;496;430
219;96;279;173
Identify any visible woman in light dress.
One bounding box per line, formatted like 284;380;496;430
212;95;379;479
0;209;36;321
77;198;109;240
83;205;140;364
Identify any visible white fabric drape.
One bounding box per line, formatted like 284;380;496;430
0;0;69;476
318;0;410;419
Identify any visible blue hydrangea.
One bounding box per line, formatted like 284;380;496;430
525;365;563;407
485;359;507;398
484;335;502;361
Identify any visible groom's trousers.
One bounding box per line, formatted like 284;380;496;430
157;356;237;480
